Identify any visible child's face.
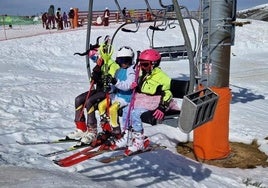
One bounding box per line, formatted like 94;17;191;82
140;60;152;72
120;63;129;69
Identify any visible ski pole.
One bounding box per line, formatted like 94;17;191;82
123;51;141;132
99;42;114;117
78;80;95;120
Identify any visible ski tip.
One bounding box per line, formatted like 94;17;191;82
37;153;45;157
99;158;116;164
73;143;91;148
16;141;23;144
53;160;62;166
58;137;78;142
98;144;167;164
53;160;71;167
40;153;52;157
16;140;34;145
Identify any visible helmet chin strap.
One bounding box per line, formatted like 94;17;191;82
141;66;152;74
152;59;161;68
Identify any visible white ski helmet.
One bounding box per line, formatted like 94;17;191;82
116;46;134;65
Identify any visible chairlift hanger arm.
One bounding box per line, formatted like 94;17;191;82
159;0;168;8
114;0;143;23
144;0;178;20
144;0;166;20
172;0;195;92
111;22;128;46
85;0;94;81
150;19;177;31
159;0;177;13
114;0;126;21
121;21;140;33
110;21;141;46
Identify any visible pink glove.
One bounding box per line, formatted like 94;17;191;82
153;109;164;120
130;82;137;89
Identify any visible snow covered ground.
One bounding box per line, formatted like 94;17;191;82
0;18;268;187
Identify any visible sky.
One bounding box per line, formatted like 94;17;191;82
0;7;268;187
0;0;268;16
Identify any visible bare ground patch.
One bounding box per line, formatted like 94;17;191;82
177;138;268;169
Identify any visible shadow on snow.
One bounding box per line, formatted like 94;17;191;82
79;146;212;187
231;84;265;104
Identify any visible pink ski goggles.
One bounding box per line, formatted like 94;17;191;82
89;49;98;62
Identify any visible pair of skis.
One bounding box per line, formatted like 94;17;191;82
16;138;93;157
17;138;166;166
54;144;166;167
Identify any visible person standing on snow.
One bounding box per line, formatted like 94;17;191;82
145;8;152;21
68;8;75;29
41;12;48;28
111;49;173;155
97;46;136;145
56;8;63;30
66;37;120;146
47;5;56;29
62;12;68;28
103;7;110;26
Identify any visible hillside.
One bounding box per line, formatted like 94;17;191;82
237;3;268;21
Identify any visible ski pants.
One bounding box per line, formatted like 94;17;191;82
98;96;128;129
47;16;55;28
123;106;147;133
74;90;106;128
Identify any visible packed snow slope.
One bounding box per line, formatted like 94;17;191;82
0;19;268;187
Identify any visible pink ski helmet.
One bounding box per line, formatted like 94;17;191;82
139;49;161;67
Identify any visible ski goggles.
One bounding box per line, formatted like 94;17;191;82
89;49;98;62
90;55;98;63
116;56;132;65
139;60;152;68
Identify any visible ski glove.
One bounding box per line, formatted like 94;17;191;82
91;65;101;81
91;72;100;82
111;77;117;85
103;74;116;93
93;64;101;73
153;109;164;120
105;74;117;85
103;85;111;93
153;103;166;120
96;57;103;66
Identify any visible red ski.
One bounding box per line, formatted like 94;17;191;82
54;150;107;167
98;144;166;163
53;144;112;167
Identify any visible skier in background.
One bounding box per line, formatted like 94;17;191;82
41;12;48;28
103;7;110;26
68;8;75;29
62;12;68;28
146;8;152;21
56;8;63;30
47;5;56;29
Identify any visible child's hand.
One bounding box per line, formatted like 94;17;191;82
130;82;137;89
96;57;103;66
153;109;164;120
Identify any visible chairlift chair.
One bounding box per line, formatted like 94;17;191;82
84;0;219;133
